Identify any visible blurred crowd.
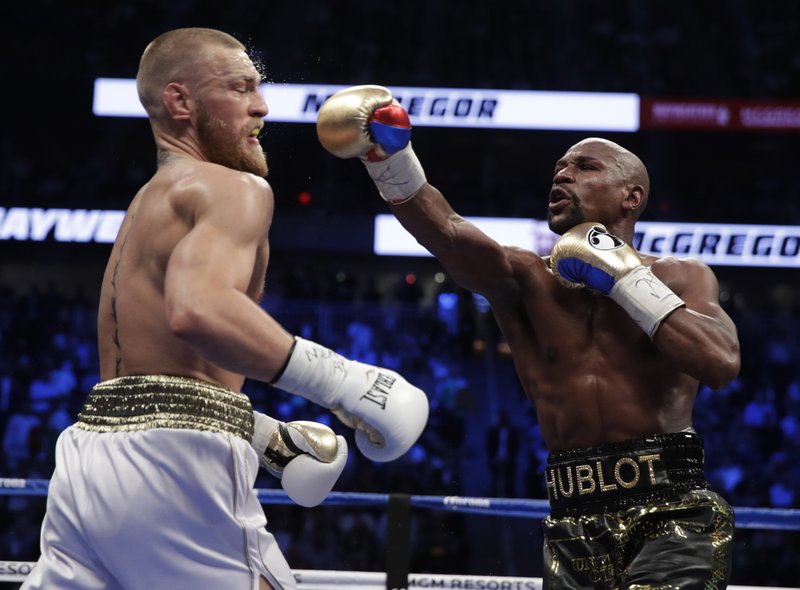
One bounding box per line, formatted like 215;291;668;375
0;271;798;584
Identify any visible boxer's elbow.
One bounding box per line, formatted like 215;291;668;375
702;342;741;391
166;294;215;342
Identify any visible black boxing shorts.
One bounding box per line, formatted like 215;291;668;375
541;432;734;589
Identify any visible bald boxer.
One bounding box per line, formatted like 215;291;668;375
24;34;427;590
318;86;740;589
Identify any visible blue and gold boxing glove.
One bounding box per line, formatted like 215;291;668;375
316;85;426;204
551;222;685;338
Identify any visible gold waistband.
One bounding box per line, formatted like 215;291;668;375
76;375;254;441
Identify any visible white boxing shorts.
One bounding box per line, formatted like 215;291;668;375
22;375;297;590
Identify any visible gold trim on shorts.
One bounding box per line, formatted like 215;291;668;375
76;375;254;441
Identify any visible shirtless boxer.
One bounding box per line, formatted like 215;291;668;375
23;34;428;590
317;86;741;589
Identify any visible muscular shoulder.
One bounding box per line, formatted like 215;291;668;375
492;245;554;302
645;254;709;275
646;255;718;296
173;162;270;203
169;162;274;228
508;246;549;274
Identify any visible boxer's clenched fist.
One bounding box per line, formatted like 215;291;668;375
252;412;347;507
551;222;685;338
317;85;426;204
272;337;429;462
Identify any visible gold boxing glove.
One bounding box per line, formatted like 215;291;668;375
261;420;339;476
550;222;685;338
317;85;426;203
252;412;347;507
316;85;394;159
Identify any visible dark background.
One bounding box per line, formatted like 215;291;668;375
1;1;799;586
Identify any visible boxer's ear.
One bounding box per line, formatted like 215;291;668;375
622;185;644;213
163;82;192;120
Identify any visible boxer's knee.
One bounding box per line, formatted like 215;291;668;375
259;575;275;590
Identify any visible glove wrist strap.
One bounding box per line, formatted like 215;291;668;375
362;144;426;204
610;266;685;338
252;411;285;475
262;423;301;477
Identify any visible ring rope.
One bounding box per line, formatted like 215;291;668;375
2;478;798;531
1;479;798;588
0;563;798;589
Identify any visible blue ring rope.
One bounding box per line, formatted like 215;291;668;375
2;478;797;531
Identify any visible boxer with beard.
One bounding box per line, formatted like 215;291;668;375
24;33;428;590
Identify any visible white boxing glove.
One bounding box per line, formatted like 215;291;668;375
316;84;426;204
272;337;429;462
251;411;347;507
550;222;685;338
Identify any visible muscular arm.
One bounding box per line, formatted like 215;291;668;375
390;183;521;301
651;258;740;390
316;86;526;302
164;172;294;382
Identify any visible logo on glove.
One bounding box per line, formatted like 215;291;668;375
588;226;625;251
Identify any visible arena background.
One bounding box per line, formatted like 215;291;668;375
1;1;799;586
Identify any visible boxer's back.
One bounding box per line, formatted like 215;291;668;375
97;160;240;388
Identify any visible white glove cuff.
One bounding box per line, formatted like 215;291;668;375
610;265;685;339
362;144;426;204
272;337;349;408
